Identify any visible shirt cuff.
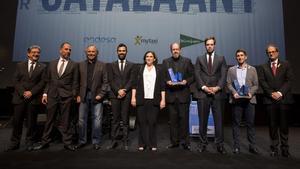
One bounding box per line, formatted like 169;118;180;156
43;93;47;97
201;86;207;90
277;91;283;97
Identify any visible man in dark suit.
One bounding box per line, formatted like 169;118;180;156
227;49;259;154
5;45;46;152
107;43;135;150
162;42;194;150
34;42;79;151
259;44;294;157
194;37;227;154
75;44;109;150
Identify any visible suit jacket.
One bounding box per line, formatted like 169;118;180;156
107;60;135;99
78;60;109;103
259;60;294;104
133;64;165;106
44;59;79;99
193;53;227;99
12;61;46;105
227;64;258;104
162;56;194;104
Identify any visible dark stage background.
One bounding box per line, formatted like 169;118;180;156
0;1;299;125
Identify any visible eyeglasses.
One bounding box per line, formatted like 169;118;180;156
268;51;278;54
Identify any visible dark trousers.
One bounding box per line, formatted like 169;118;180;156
167;99;190;145
41;97;73;145
110;97;130;142
266;103;290;151
10;102;39;146
137;99;159;148
232;101;256;149
197;97;224;146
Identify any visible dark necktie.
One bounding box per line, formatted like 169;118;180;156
58;59;65;77
271;62;277;76
120;60;124;72
208;54;212;74
29;62;34;78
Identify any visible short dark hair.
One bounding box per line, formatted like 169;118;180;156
27;45;41;53
265;43;279;54
143;51;158;65
204;36;216;45
117;43;127;51
235;49;247;56
60;42;71;49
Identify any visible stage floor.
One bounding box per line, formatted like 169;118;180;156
0;121;300;169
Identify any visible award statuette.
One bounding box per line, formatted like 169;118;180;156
168;68;183;84
168;68;178;82
233;80;250;98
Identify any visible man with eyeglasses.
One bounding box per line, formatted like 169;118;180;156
259;44;294;158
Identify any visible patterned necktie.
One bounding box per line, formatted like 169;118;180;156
58;59;65;77
271;62;277;76
29;62;34;78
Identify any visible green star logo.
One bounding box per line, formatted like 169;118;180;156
134;35;142;45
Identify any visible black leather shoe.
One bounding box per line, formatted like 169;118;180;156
124;142;129;151
26;145;34;152
281;150;291;158
270;149;279;157
232;147;240;154
4;145;19;152
249;147;259;155
75;143;85;149
217;146;227;154
64;145;75;151
166;144;179;149
93;144;101;150
107;141;118;150
182;144;191;151
198;145;207;153
33;143;49;150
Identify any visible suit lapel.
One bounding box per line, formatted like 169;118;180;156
61;60;71;77
201;55;209;73
92;61;100;81
112;61;120;75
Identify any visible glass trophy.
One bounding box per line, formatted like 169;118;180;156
233;80;250;98
168;68;183;85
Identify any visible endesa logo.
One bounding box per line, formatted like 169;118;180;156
134;36;158;46
83;36;117;44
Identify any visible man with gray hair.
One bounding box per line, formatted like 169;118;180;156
75;44;109;150
5;45;46;152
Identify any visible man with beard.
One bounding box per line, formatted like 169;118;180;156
162;42;194;150
107;43;135;150
194;37;227;154
75;45;109;150
5;45;46;152
34;42;79;151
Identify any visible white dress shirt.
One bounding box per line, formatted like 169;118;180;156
118;59;126;71
28;60;36;72
143;65;156;99
57;57;69;75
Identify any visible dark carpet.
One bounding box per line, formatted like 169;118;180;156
0;121;300;169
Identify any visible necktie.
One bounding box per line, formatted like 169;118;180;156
271;62;277;76
120;60;124;72
208;54;212;74
58;59;65;77
29;62;34;78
